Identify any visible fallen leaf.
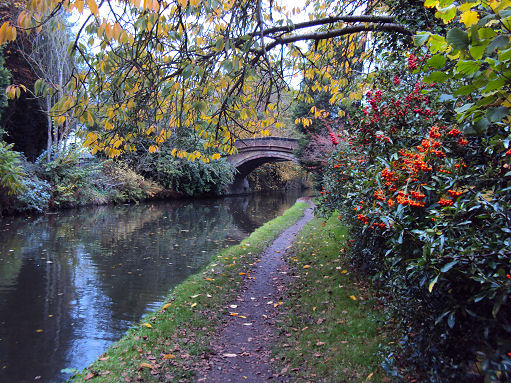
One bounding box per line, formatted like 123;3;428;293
316;341;325;346
84;372;95;380
190;294;200;298
163;354;176;359
99;356;109;361
238;272;246;275
303;265;310;269
341;270;348;274
204;277;215;281
366;372;374;380
35;329;43;333
349;295;357;301
161;303;172;310
139;362;153;369
191;302;197;308
223;353;237;358
142;323;153;328
229;304;238;309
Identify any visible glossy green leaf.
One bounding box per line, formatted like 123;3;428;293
435;5;457;24
486;35;509;54
456;60;481;74
447;27;469;50
486;106;509;122
469;44;487;60
424;71;448;83
427;54;447;69
414;32;430;46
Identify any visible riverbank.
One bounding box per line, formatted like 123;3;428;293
69;201;386;382
69;200;309;382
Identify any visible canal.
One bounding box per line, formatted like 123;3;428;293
0;192;301;382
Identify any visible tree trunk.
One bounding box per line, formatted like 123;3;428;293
46;95;52;162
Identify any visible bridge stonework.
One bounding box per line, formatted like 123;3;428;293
225;137;299;194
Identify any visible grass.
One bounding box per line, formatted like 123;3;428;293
69;201;308;382
272;213;387;383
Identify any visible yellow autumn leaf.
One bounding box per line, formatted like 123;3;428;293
87;111;94;126
204;277;215;281
75;0;84;13
35;329;44;333
460;10;479;27
161;303;172;310
211;153;221;160
303;264;310;269
139;362;153;369
163;354;176;359
341;270;348;274
349;295;358;301
0;22;9;45
191;302;197;307
141;322;152;328
88;0;99;16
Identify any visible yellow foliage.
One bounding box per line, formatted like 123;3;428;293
460;10;479;27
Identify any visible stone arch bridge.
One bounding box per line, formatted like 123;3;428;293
225;137;299;194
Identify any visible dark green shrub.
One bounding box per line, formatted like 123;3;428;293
317;50;511;381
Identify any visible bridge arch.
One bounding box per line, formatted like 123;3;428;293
225;137;299;194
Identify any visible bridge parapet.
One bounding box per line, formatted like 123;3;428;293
225;137;299;194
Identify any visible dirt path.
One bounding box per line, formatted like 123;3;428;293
195;199;314;383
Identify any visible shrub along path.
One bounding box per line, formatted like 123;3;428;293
194;199;315;382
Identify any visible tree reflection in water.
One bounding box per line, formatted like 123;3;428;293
0;191;301;383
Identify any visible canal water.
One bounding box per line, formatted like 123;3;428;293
0;192;301;383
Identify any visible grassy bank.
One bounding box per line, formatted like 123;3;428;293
69;201;308;382
273;213;387;382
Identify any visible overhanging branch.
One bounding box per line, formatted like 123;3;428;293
263;22;412;52
259;14;398;37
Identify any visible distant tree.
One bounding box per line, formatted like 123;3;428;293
16;13;76;161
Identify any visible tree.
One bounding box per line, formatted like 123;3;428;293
16;12;76;160
0;0;411;160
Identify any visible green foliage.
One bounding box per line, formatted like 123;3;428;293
0;47;10;120
0;139;25;196
35;147;100;207
154;154;233;196
317;48;511;381
15;167;51;212
123;139;234;196
29;146;161;209
417;0;511;136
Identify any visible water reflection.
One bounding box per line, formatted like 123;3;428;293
0;191;300;383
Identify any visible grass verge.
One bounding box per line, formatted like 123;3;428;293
273;213;387;383
69;201;308;382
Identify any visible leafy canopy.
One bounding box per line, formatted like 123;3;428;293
0;0;409;159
